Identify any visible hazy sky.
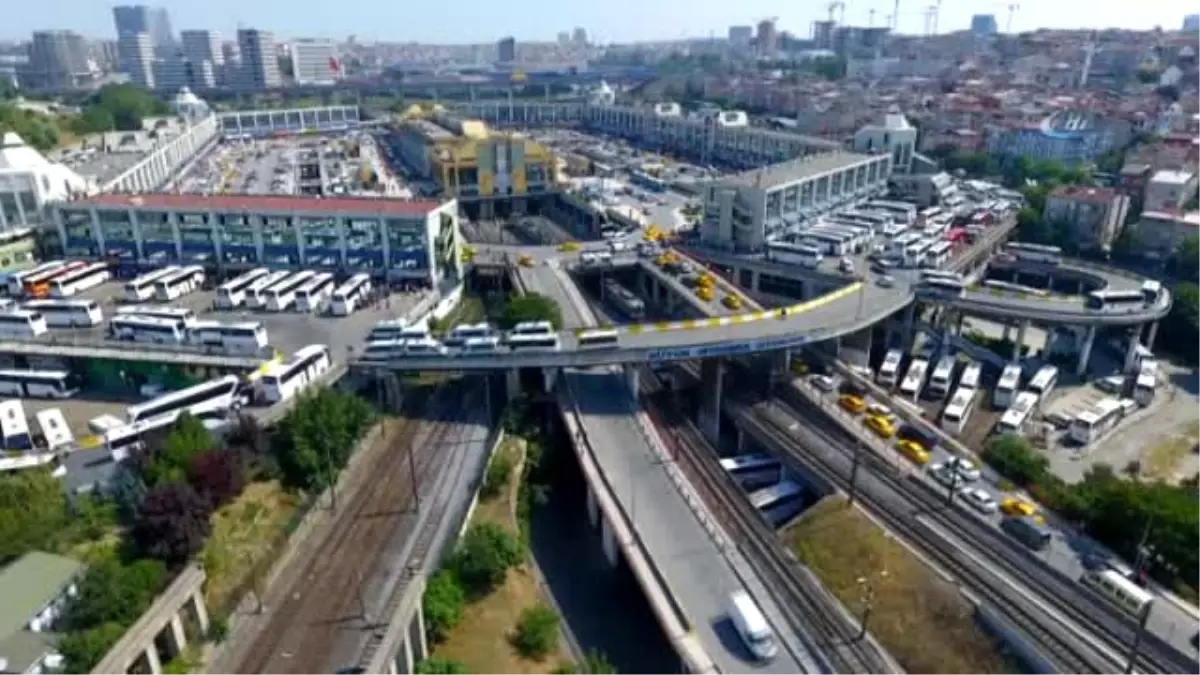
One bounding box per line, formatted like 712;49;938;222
8;0;1198;43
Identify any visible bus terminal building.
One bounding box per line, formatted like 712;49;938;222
50;193;462;287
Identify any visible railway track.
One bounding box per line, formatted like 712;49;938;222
638;371;890;674
754;391;1196;674
237;385;478;674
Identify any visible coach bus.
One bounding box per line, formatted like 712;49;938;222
1069;398;1124;445
125;266;181;302
125;375;243;424
21;261;87;298
766;241;824;268
0;399;33;451
1086;289;1148;311
900;359;929;400
23;299;104;328
329;274;373;316
260;344;332;404
1026;366;1059;404
0;370;78;398
153;265;206;302
0;310;48;339
927;355;958;400
941;387;977;435
242;270;293;309
996;391;1039;436
262;270;318;312
294;273;336;313
6;261;65;296
1004;242;1062;266
49;262;111;298
993;364;1023;409
958;361;982;390
878;349;904;387
110;315;189;344
187;321;269;355
214;268;270;309
720;454;784;491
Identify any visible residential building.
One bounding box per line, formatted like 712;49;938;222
1143;170;1198;213
728;25;754;49
1130;210;1200;257
756;19;778;54
55;193;462;287
1043;185;1131;251
970;14;998;36
0;552;85;675
852;106;917;174
1183;14;1200;32
25;30;90;89
290;39;338;86
497;37;516;64
236;29;282;90
117;31;155;88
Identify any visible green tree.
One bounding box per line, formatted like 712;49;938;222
272;388;375;492
554;650;618;674
416;658;470;674
132;483;213;567
481;453;514;500
1157;282;1198;365
61;557;168;630
423;569;466;643
59;622;128;673
511;603;560;659
0;468;69;563
80;84;170;132
495;293;563;331
983;435;1048;487
1166;236;1199;283
448;522;523;597
140;413;215;487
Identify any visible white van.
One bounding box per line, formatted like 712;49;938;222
728;590;778;662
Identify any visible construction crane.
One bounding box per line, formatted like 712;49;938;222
826;1;846;25
868;8;876;27
1005;3;1019;32
923;4;937;36
931;0;942;34
892;0;900;29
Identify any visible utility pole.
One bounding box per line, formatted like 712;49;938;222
408;441;421;513
848;441;863;505
1124;603;1152;674
855;577;876;641
945;461;960;506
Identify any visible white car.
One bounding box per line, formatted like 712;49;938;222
929;463;957;488
945;456;982;482
877;275;896;288
958;487;999;514
812;375;838;392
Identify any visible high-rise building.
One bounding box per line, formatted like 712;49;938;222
181;30;222;68
149;7;175;53
557;32;570;45
236;28;282;90
26;30;90;89
728;25;753;48
152;53;189;92
1184;14;1200;32
756;19;778;54
572;27;588;45
113;5;174;55
497;37;516;64
970;14;998;36
290;39;339;85
90;39;120;72
117;31;155;88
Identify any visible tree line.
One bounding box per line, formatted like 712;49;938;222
0;84;171;152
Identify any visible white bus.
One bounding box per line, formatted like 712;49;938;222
993;364;1022;409
188;321;269;355
110;315;189;344
927;356;958;399
0;399;33;451
576;327;621;349
0;310;49;338
294;273;336;313
865;200;917;225
1026;365;1059;404
260;344;332;403
329;274;372;316
125;374;243;424
1069;398;1124;445
1133;360;1157;406
262;270;318;312
114;305;197;325
959;361;982;390
1140;280;1163;305
1080;569;1154;618
461;336;503;354
443;322;495;348
900;359;929;400
153;265;206;302
922;240;953;269
766;241;823;268
367;319;416;343
6;261;66;296
35;408;73;451
214;268;270;309
996;391;1038;435
22;299;104;328
1086;289;1147;311
507;332;561;352
0;370;78;398
941;387;977;435
878;349;904;387
242;270;293;309
21;261;87;298
105;413;190;461
511;321;554;336
49;262;111;298
124;266;181;302
1004;242;1062;265
918;277;965;298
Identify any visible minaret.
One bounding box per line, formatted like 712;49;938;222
1080;32;1097;88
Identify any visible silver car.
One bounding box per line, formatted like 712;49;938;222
958;487;999;514
877;275;896;288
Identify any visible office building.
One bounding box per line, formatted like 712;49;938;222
181;30;222;68
756;19;778;54
1184;14;1200;32
149;7;175;54
112;5;173;54
117;31;155;89
497;37;516;64
572;27;588;45
1043;185;1130;251
26;30;90;89
728;25;753;48
970;14;998;36
236;28;282;90
290;39;339;85
90;39;120;72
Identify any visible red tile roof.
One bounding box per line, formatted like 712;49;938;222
70;192;443;216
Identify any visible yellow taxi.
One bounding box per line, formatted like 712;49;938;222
697;286;716;302
518;254;535;268
790;360;809;376
1000;497;1042;523
864;414;896;439
838;393;867;414
721;295;743;310
895;439;931;465
558;241;581;252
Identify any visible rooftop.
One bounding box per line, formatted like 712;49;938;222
68;192;444;217
0;551;83;639
1048;184;1120;205
721;150;876;190
1142;210;1200;226
1150;169;1195;186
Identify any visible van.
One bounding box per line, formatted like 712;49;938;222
728;590;778;662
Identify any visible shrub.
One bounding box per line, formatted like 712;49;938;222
416;658;468;674
448;522;522;598
187;449;246;509
207;615;229;643
511;603;560;659
423;569;465;643
132;483;213;567
481;453;514;500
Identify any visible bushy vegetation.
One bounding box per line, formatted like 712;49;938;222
423;569;467;643
494;293;563;331
511;603;560;659
480;452;514;500
553;650;618;674
416;657;470;674
270;388;375;492
448;522;524;598
0;84;171;151
57;557;168;672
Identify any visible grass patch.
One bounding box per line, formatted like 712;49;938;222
783;497;1010;674
201;480;302;612
431;296;487;337
433;437;569;673
1140;421;1200;482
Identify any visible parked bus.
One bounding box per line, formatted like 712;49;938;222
993;364;1023;409
260;344;331;404
766;241;824;268
214;268;270;309
927;356;958;400
996;391;1039;435
6;261;65;296
22;299;103;328
125;374;242;424
0;399;33;451
959;361;982;390
878;349;904;387
1069;398;1124;445
442;323;495;348
187;321;269;355
918;276;965;298
367;319;423;343
1026;366;1059;403
262;270;318;312
124;266;181;302
941;387;977;435
1140;280;1163;305
105;413;193;461
576;327;621;349
242;270;292;309
1086;289;1147;311
153;265;205;302
1133;362;1157;406
0;308;49;339
110;315;189;344
865;200;917;225
21;261;87;298
49;262;111;298
506;332;561;352
114;305;197;325
0;370;78;398
1004;242;1062;265
720;454;784;491
329;274;373;316
921;241;954;269
900;359;930;400
294;273;336;313
35;408;73;451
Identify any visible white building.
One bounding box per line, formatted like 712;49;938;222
1144;169;1198;213
852;105;917;174
289;39;339;86
0;132;90;229
117;31;155;89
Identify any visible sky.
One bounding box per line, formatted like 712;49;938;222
6;0;1198;44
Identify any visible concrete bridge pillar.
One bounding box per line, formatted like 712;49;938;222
1012;320;1028;363
506;368;521;399
399;632;414;674
408;603;429;664
189;591;209;635
750;269;761;292
1123;329;1142;374
1076;326;1097;377
699;359;724;446
144;644;163;675
167;614;187;656
902;304;916;350
542;367;558;394
586;483;599;528
600;515;620;568
1002;323;1013;343
624;364;640;400
1144;321;1159;352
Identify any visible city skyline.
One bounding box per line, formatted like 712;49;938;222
6;0;1198;43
